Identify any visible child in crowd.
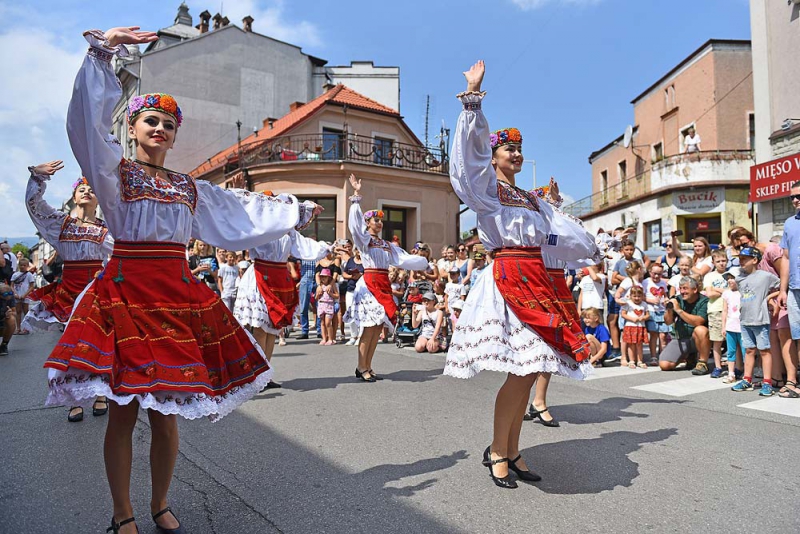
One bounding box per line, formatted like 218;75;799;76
217;251;239;311
413;291;445;353
406;281;423;304
444;267;465;314
668;256;692;298
643;262;669;363
582;307;610;368
577;262;606;313
721;270;743;384
389;267;405;305
621;286;649;369
0;282;15;355
731;247;780;396
450;299;463;331
469;252;488;288
609;240;638;361
699;249;729;377
11;258;34;335
615;260;643;367
315;268;339;346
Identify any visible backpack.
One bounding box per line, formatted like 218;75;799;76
0;254;13;284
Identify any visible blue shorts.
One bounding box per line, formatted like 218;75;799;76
607;292;620;315
787;289;800;341
725;331;743;362
741;324;770;351
646;311;670;333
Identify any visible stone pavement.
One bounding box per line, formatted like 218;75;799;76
2;330;800;533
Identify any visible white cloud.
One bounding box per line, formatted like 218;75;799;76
510;0;602;9
0;27;85;238
219;0;322;49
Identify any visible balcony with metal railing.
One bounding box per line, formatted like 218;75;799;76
563;149;753;218
232;133;449;175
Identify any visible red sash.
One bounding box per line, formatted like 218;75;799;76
493;248;590;362
254;260;298;329
364;269;397;325
28;260;103;322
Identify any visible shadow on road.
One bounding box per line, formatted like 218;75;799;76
357;449;469;497
546;397;688;425
278;367;444;392
522;428;678;494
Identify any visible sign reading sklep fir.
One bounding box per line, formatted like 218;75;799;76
750;153;800;202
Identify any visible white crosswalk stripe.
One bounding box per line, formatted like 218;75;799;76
585;366;660;380
631;376;732;397
738;396;800;418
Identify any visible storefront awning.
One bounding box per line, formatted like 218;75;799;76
750;152;800;202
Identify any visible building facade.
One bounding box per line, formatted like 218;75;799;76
567;40;754;251
749;0;800;238
190;85;459;254
111;3;400;173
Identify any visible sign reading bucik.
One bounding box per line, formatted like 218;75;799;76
750;153;800;202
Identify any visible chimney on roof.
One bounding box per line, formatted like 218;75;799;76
221;16;230;27
175;2;192;26
289;101;305;112
242;15;254;32
212;13;223;30
197;10;211;33
323;82;336;93
262;117;277;129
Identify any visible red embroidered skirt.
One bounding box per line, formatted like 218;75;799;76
364;268;397;325
44;241;269;396
28;260;103;322
493;248;590;362
622;325;648;344
254;260;298;329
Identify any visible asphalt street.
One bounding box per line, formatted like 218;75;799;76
2;330;800;534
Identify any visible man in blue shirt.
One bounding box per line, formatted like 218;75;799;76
778;180;800;342
297;258;317;339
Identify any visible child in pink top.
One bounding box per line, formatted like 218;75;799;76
721;271;743;384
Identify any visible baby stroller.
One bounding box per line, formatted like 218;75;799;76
394;300;420;348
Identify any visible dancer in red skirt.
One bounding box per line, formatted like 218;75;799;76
52;27;323;533
24;160;114;423
445;61;619;489
343;174;429;382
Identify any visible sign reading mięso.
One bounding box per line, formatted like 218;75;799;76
750;152;800;202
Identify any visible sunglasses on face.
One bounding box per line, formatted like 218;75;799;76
791;194;800;201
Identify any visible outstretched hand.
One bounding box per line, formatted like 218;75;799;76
548;177;562;204
348;173;361;194
312;203;325;217
103;26;158;48
463;60;485;92
32;160;64;176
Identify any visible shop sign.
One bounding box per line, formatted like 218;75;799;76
672;188;724;214
750;152;800;202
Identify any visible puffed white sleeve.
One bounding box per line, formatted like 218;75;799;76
192;183;317;251
289;230;331;261
66;30;127;217
538;201;605;268
388;244;430;271
449;93;500;216
348;196;371;250
100;228;115;259
25;169;67;246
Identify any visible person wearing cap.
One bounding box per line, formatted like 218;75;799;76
449;298;464;329
730;247;781;396
406;280;423;304
720;268;744;384
345;174;429;383
444;267;465;316
468;251;488;288
315;268;339;345
412;291;445;353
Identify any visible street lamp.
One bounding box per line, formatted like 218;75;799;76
523;159;537;189
782;118;800;131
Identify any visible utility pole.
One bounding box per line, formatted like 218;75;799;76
236;119;250;191
424;95;430;147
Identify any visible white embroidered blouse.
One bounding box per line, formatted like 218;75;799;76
450;93;607;268
26;170;114;261
248;230;330;263
66;31;316;250
348;198;429;271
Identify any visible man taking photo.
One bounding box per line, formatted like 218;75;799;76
659;276;710;372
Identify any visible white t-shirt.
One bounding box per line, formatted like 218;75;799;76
11;271;35;298
693;255;713;274
668;273;684;291
684;133;701;153
419;308;442;339
445;282;464;307
217;264;239;298
642;278;668;313
616;278;642;306
579;272;606;310
622;302;647;328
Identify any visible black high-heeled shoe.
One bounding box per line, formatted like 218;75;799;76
355;368;376;382
153;507;185;534
508;455;542;482
482;446;517;489
93;397;109;417
524;405;560;427
368;369;384;380
107;516;137;533
67;406;84;423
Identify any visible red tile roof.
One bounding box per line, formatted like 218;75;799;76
190;85;400;177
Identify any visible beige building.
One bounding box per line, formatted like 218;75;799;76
567;40;754;250
749;0;800;238
190;85;459;252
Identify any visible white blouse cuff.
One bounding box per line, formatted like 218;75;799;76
296;200;317;231
83;30;131;62
349;195;362;203
456;91;486;111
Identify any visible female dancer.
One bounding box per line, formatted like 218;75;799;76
344;174;429;382
234;221;331;386
48;27;322;533
445;61;615;489
23;161;113;423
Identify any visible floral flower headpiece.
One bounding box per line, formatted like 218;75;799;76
72;177;89;190
127;93;183;128
364;209;384;221
261;190;275;196
490;128;522;149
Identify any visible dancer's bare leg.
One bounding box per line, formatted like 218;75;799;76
366;325;382;371
490;373;536;477
148;410;180;530
531;373;554;423
104;400;139;533
357;326;378;373
252;328;276;361
507;381;535;470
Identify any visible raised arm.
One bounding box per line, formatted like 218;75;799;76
25;162;68;245
192;183;318;251
347;175;371;250
289;230;331;261
449;61;499;216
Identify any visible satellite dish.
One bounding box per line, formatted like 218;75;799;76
622;125;633;148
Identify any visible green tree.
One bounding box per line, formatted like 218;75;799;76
11;243;30;258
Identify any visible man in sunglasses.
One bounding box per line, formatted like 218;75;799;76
778;182;800;360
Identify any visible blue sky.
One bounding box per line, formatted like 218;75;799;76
0;0;751;237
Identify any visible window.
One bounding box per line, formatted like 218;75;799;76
669;85;676;108
373;137;394;165
322;127;344;160
600;170;609;205
749;113;756;150
680;124;695;152
644;220;661;250
618;160;628;198
298;196;337;243
652;142;663;162
382;207;407;249
685;216;721;245
772;197;793;233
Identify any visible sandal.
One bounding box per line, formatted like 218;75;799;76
637;362;648;369
107;516;137;533
628;361;636;369
778;381;800;399
152;507;185;534
93;397;109;417
67;406;84;423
